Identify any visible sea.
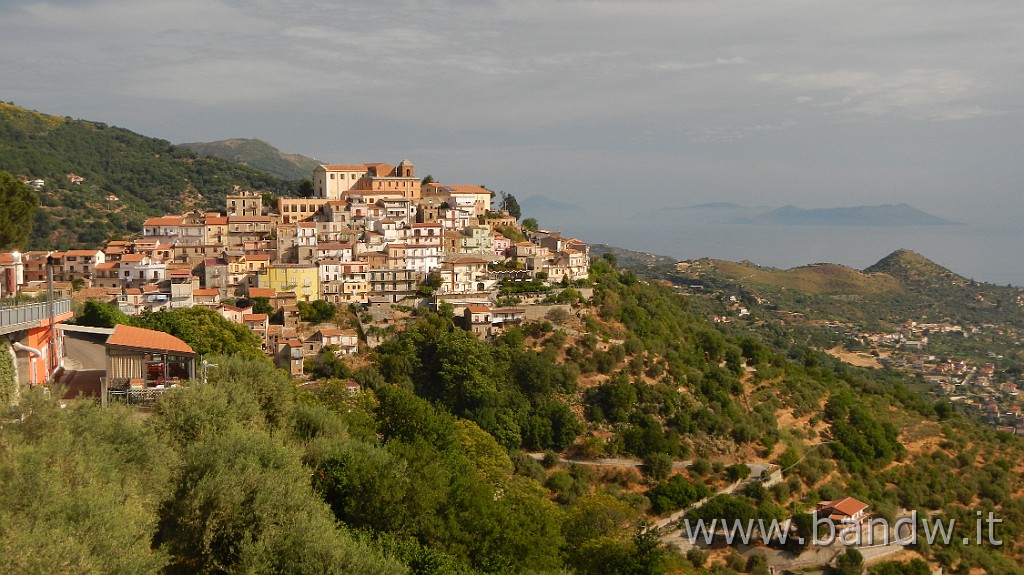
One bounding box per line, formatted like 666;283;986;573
556;220;1024;287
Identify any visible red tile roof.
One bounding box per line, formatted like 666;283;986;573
106;324;195;356
819;497;868;518
321;164;369;171
317;328;355;336
228;216;273;223
143;216;184;226
445;185;490;195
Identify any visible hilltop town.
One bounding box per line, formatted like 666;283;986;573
1;160;589;374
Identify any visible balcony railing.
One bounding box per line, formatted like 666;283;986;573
0;298;72;332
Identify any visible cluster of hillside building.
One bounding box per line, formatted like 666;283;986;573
892;352;1024;434
848;320;1024;435
1;160;590;374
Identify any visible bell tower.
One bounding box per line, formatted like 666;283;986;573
398;159;414;178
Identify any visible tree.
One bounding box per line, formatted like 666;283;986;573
521;217;539;231
725;463;751;482
643;452;674;480
77;299;130;328
835;548;864;575
648;475;712;514
297;300;336;324
296;178;314;198
154;428;405;574
421;174;435;185
253;296;274;315
133;307;264;357
563;494;639;571
0;171;38;250
499;192;521;219
686;547;708;568
304;346;351;380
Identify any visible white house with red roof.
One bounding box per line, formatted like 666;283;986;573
815;497;869;526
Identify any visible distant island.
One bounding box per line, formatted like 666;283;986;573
734;203;961;226
639;202;960;226
519;194;584;216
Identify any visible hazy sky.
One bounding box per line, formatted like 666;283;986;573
2;0;1022;227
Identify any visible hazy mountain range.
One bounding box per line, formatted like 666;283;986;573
178;138;321;181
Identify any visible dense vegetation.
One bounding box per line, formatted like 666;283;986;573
0;170;38;250
0;340;16;407
0;354;671;574
0;103;298;249
374;312;583;452
77;300;264;358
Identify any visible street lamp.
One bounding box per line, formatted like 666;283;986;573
201;359;218;385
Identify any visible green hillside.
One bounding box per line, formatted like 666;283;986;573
0;103;295;250
178;138;321;181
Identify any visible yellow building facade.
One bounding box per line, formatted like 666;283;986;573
259;264;320;302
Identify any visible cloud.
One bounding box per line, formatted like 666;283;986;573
757;68;997;122
648;57;748;72
0;0;1021;226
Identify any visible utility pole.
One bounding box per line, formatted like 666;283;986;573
46;255;55;386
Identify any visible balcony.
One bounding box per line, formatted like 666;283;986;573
0;298;73;335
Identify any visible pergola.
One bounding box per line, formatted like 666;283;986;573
104;324;195;400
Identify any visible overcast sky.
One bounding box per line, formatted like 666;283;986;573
2;0;1022;226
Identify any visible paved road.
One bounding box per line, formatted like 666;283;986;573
64;333;107;369
58;333;107;399
527;452;693;469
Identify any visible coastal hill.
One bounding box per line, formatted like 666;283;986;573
0;103;293;249
864;248;970;288
178;138;321;181
593;242;1023;328
674;248;1023;327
